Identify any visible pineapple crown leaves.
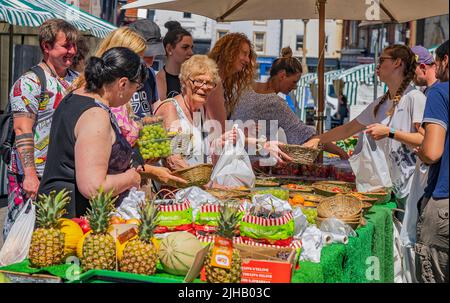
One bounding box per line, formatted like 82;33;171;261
217;201;241;239
86;187;118;234
35;189;70;229
137;199;159;242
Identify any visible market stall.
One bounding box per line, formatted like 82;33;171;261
0;138;396;283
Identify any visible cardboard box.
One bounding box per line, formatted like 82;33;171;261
236;243;297;283
184;243;297;283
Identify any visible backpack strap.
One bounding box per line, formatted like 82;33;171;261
29;65;47;105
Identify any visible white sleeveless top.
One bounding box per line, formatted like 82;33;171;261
164;98;209;166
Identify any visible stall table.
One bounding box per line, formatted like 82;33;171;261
0;203;395;283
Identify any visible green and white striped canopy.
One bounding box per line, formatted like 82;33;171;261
0;0;54;26
1;0;116;38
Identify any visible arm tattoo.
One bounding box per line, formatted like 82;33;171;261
15;132;36;168
13;112;36;120
15;133;34;141
18;148;35;168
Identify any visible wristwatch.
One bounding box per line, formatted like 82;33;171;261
388;127;396;139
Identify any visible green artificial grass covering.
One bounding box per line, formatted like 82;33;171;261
0;259;71;279
1;202;396;283
292;202;396;283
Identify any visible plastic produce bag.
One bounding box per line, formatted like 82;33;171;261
175;186;218;220
319;217;357;238
348;133;392;192
240;194;294;246
0;199;35;266
210;125;255;188
115;187;146;220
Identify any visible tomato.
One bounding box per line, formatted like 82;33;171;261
79;222;91;234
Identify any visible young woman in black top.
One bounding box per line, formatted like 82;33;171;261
155;21;194;101
39;47;147;217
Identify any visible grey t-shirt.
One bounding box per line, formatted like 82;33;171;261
230;89;316;145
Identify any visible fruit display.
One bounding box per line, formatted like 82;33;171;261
288;194;305;207
78;188;117;271
204;202;242;283
282;184;313;192
299;164;331;178
159;232;204;276
137;122;172;160
120;200;159;275
29;189;70;268
58;218;84;258
301;207;318;224
71;217;91;234
252;188;289;201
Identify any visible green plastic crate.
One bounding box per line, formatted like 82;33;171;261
68;269;187;283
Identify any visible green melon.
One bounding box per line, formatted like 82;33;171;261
159;232;203;276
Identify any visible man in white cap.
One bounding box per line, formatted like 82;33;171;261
128;19;166;116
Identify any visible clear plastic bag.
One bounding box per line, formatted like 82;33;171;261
210;126;255;188
0;199;35;266
349;133;392;192
115;187;146;219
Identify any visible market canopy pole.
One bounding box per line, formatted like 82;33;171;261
317;0;326;135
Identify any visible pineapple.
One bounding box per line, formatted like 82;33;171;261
29;189;70;267
120;200;159;275
80;188;117;271
204;202;242;283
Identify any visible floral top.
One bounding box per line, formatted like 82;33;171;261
110;105;141;146
9;66;78;177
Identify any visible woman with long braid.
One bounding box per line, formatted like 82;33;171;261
304;44;427;208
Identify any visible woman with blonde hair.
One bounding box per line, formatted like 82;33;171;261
154;54;222;170
71;27;186;186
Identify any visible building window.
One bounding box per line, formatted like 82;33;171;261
147;10;155;21
296;35;304;50
217;30;229;40
254;32;266;53
183;12;192;19
254;20;267;26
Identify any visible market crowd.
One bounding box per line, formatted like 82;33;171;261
1;18;448;283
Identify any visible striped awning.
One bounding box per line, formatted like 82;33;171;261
0;0;54;26
1;0;116;38
331;64;388;106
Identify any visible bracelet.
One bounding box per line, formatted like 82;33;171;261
388;127;396;139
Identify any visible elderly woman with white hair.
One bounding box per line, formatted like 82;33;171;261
154;55;224;170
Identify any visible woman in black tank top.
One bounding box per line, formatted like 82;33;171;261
156;22;193;100
39;47;147;217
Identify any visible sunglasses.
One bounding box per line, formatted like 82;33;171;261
378;56;394;65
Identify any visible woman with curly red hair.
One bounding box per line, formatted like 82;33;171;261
207;33;257;131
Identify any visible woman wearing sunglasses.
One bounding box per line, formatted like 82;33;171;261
304;44;427;212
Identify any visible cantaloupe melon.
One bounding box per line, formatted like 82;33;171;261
159;232;203;276
58;218;84;257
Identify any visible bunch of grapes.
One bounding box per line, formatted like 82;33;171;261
138;123;172;160
301;207;318;225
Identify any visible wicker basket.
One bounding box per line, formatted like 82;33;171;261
316;181;356;192
206;189;250;200
279;144;321;164
313;183;350;197
171;164;213;188
364;189;391;204
317;194;362;219
281;184;314;193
